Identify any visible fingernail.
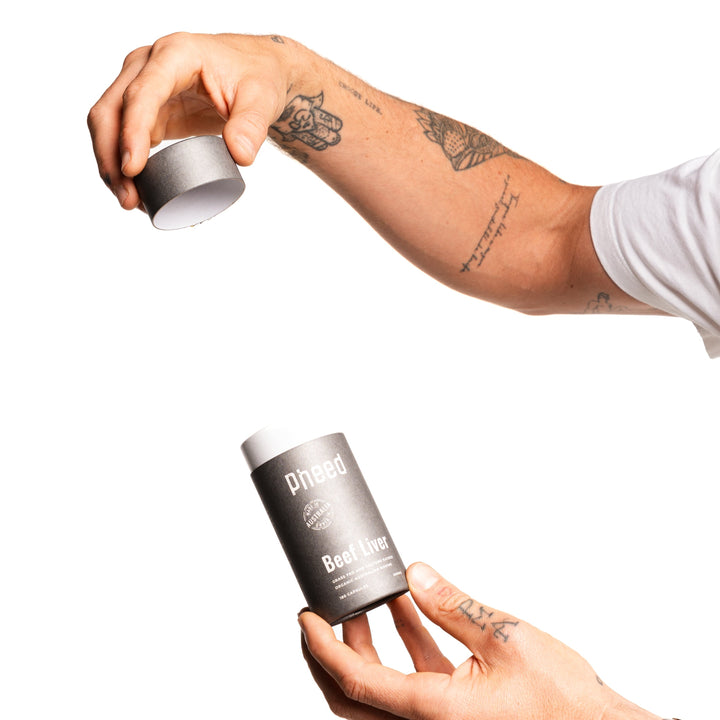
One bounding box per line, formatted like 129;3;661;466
116;184;129;206
121;151;131;174
297;610;310;636
408;563;439;592
234;135;256;164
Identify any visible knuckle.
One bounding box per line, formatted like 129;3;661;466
337;671;368;705
121;81;140;106
122;45;150;69
151;31;195;56
436;587;472;617
86;103;102;132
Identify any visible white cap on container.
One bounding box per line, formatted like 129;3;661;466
242;422;337;472
134;135;245;230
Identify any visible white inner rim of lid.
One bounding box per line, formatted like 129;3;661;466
152;178;244;230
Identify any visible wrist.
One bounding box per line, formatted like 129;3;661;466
281;37;320;99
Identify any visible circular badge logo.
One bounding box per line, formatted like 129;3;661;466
303;499;333;531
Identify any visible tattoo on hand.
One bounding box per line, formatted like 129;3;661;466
271;93;343;151
461;174;520;272
416;108;520;171
458;598;519;642
584;292;628;314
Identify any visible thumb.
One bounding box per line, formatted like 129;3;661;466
223;80;284;166
407;562;522;662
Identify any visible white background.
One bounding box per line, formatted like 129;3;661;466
1;1;717;718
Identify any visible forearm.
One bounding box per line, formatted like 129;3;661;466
272;37;634;314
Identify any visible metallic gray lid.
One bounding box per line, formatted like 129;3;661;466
134;136;245;230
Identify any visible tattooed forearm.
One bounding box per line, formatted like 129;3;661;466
460;174;520;272
458;598;519;643
271;92;343;151
584;292;629;314
416;108;520;171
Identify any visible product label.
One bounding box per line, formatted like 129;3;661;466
303;499;333;531
251;433;408;624
285;452;347;496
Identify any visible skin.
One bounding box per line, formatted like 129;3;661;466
299;562;662;720
88;33;669;718
87;32;663;316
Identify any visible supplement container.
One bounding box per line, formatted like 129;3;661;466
242;425;408;625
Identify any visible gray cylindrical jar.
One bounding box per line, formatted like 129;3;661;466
242;426;408;625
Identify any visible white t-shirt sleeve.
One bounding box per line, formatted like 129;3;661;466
590;149;720;357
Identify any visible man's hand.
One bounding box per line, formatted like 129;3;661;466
299;562;660;720
87;33;295;210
